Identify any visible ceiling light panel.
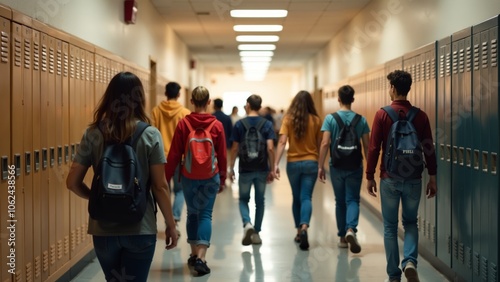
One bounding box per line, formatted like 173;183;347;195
236;35;279;42
239;51;274;57
233;25;283;32
230;9;288;18
238;44;276;51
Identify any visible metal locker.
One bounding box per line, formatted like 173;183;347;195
436;36;452;268
61;40;71;270
0;9;12;282
426;45;437;251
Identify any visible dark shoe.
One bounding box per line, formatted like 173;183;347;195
299;230;309;250
346;230;361;253
404;261;420;282
194;258;211;276
294;234;301;243
187;254;197;266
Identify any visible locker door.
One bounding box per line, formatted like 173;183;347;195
11;21;26;282
426;45;437;254
0;14;11;282
61;41;70;270
31;28;42;282
68;44;78;258
22;24;34;282
436;36;452;267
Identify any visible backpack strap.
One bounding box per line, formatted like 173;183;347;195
131;121;150;147
255;118;267;130
206;119;217;132
406;107;420;122
350;114;362;128
240;117;251;131
383;106;420;122
331;113;345;129
184;118;194;132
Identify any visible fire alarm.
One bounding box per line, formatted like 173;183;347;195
124;0;138;24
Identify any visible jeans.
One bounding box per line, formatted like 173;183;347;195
171;164;184;221
330;166;363;237
238;171;268;233
380;177;422;280
181;174;219;246
93;234;156;282
286;160;318;228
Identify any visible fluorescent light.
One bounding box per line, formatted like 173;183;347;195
238;44;276;51
242;62;270;68
241;57;272;62
239;51;274;57
236;35;279;42
234;25;283;32
231;9;288;18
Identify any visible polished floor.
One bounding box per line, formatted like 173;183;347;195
71;160;450;282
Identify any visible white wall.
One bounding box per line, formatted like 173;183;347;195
0;0;191;86
312;0;500;87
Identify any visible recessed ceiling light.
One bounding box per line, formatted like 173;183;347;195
238;44;276;51
233;25;283;32
239;51;274;57
241;57;272;62
236;35;279;42
230;9;288;18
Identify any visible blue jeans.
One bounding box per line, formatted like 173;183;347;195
286;160;318;228
330;166;363;237
171;164;184;221
93;234;156;282
181;174;219;246
239;171;268;232
380;178;422;280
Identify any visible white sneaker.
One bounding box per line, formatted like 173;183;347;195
345;229;361;253
404;261;420;282
251;233;262;245
242;223;255;246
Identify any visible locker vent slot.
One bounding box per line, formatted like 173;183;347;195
57;49;62;76
474;252;480;275
491;263;498;282
453;239;458;259
57;239;63;259
492;38;497;67
70;54;74;78
466;46;472;72
26;262;33;281
446;145;451;162
445;52;451;76
459;243;464;264
452;50;458;74
474;150;480;170
24;38;31;69
491;153;497;175
25;151;31;174
1;30;9;63
49;147;55;167
49;47;54;74
452;146;458;164
482;151;488;172
474;43;480;71
63;51;68;77
57;146;62;166
467;247;472;269
440;144;445;160
1;156;8;180
41;43;47;72
459;48;464;73
447;235;451;254
50;244;55;265
459;147;464;166
439;54;444;77
64;145;69;163
14;154;21;177
466;148;471;167
42;148;47;169
14;36;21;67
33;41;39;70
35;255;41;278
481;256;488;281
481;41;488;69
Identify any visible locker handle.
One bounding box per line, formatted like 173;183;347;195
14;154;21;177
492;153;497;175
42;148;48;169
466;148;471;167
482;151;488;172
25;152;31;174
446;145;451;162
57;146;62;166
34;150;40;172
1;156;8;180
440;144;445;160
50;147;55;167
458;147;464;166
473;150;480;170
64;145;69;163
452;146;458;164
71;144;75;161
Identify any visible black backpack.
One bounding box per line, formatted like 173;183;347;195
88;122;151;224
238;117;268;171
330;113;362;170
383;106;424;180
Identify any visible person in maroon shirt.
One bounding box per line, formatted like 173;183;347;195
365;70;437;282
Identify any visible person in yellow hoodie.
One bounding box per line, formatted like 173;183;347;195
151;82;191;237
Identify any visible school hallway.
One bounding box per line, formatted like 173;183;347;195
71;158;449;282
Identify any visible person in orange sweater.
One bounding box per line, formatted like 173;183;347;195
151;82;191;237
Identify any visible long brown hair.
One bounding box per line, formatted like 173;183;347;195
90;72;150;143
286;90;318;140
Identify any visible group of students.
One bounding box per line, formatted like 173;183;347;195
66;69;437;282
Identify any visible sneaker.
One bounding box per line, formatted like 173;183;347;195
294;234;301;243
242;223;255;246
404;261;420;282
175;222;181;238
251;233;262;244
338;237;348;248
389;279;401;282
345;229;361;253
194;258;211;276
299;230;309;250
187;254;197;267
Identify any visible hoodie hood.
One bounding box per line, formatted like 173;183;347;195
158;100;186;118
184;112;218;128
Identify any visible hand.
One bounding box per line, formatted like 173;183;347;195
366;179;377;197
218;184;225;193
318;167;326;183
229;170;235;182
274;166;280;180
165;225;178;250
266;172;274;184
426;177;437;199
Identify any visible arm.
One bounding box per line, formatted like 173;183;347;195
216;124;227;191
318;131;331;183
266;139;276;182
366;111;383;197
228;141;239;182
361;132;370;162
274;134;287;180
150;164;178;249
66;162;91;199
427;175;437;199
165;124;184;181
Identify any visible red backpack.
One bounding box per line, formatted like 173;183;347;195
181;119;218;179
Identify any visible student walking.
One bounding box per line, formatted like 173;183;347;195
228;94;276;246
151;81;190;236
274;90;322;251
66;72;178;282
165;86;227;276
366;70;437;282
318;85;370;254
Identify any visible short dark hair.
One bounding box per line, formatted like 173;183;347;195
387;70;412;96
338;85;355;105
214;98;223;109
246;94;262;111
165;82;181;99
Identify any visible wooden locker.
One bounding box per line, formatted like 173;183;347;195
31;28;42;282
68;43;78;258
61;40;70;270
0;10;12;282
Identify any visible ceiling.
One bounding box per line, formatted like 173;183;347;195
150;0;371;73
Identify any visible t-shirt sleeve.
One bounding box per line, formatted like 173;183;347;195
230;121;242;143
73;128;100;168
362;116;370;135
264;121;276;140
144;127;166;165
321;115;333;132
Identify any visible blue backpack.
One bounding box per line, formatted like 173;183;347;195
330;113;362;170
238;117;268;171
383;106;424;180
